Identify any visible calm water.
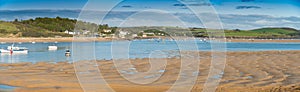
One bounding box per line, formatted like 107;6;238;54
1;39;300;63
0;84;16;92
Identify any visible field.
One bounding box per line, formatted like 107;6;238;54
192;28;300;38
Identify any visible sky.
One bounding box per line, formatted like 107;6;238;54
0;0;299;29
0;0;299;16
0;0;87;10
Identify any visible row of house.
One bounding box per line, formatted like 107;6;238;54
64;29;160;38
64;30;90;35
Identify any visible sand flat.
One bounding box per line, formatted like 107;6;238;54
0;51;300;92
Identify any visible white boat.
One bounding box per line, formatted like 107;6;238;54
0;44;28;54
0;49;28;54
48;46;58;50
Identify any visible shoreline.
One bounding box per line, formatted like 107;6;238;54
228;38;300;42
0;37;300;43
1;51;300;92
0;37;112;43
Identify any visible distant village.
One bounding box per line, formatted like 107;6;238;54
64;28;167;39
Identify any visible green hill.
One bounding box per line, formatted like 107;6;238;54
0;17;75;37
225;28;299;38
0;22;19;37
192;28;300;38
0;22;18;32
0;17;115;37
251;28;299;36
0;17;299;38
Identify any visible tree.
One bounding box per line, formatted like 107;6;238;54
234;29;241;32
0;29;7;33
14;19;18;22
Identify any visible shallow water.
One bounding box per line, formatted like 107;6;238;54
0;39;300;63
0;84;16;92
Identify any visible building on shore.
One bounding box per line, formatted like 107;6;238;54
142;32;155;37
64;30;74;35
103;29;112;33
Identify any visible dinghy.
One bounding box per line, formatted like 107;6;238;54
0;44;28;54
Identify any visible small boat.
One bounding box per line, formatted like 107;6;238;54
0;44;28;54
65;49;71;56
48;45;58;50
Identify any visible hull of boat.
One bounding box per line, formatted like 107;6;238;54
48;46;58;50
0;49;28;54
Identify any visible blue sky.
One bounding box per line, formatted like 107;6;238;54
0;0;299;29
0;0;300;16
0;0;299;17
0;0;87;10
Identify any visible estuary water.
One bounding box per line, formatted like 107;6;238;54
0;39;300;63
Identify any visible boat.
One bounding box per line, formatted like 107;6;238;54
65;49;71;56
48;45;58;50
0;44;28;54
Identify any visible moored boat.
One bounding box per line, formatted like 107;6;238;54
48;46;58;50
0;44;28;54
65;49;71;56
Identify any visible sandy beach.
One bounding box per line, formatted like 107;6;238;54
0;51;300;92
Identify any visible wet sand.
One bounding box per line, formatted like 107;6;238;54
0;51;300;92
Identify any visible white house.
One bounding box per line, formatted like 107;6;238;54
142;34;147;37
132;34;138;38
83;31;90;35
64;30;74;35
103;29;112;33
119;31;129;38
143;32;155;37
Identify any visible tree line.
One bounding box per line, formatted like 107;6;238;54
0;17;117;37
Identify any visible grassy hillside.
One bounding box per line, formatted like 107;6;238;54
192;28;300;38
20;17;76;32
226;28;299;38
0;17;74;37
0;17;115;37
0;22;18;32
0;17;299;38
0;22;19;37
251;28;298;36
0;22;19;36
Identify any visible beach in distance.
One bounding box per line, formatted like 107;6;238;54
1;51;300;92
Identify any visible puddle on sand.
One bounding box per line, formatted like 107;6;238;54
0;84;16;92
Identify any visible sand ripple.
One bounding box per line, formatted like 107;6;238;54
0;51;300;92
